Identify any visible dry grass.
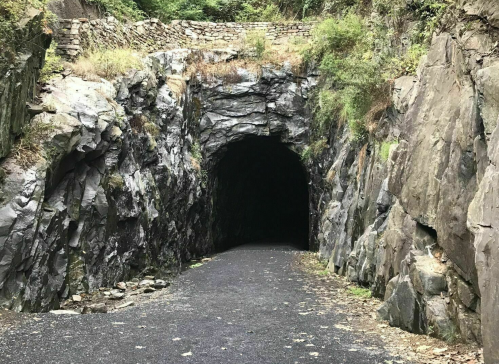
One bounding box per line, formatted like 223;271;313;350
130;114;148;133
357;143;368;183
364;83;393;133
69;48;144;81
12;119;56;169
184;35;308;85
166;75;187;101
325;167;336;184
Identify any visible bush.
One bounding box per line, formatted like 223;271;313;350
307;14;389;141
70;48;144;80
301;139;328;161
86;0;145;20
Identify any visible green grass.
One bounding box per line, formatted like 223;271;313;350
348;286;372;298
380;140;398;162
318;269;330;276
190;262;204;268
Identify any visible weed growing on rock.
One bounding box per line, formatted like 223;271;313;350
12;119;55;169
380;140;398;162
348;286;372;298
301;139;328;162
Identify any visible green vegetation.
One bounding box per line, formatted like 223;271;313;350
379;140;398;162
39;42;64;83
144;122;160;137
318;269;330;276
0;0;53;68
191;141;202;162
244;30;268;59
348;286;372;298
301;139;328;162
304;0;453;143
82;0;327;23
306;14;391;142
190;262;204;268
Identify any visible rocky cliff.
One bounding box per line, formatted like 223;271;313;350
308;3;499;361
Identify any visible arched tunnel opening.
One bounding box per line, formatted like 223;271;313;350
212;137;310;251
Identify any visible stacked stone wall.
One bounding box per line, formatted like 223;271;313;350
55;17;314;60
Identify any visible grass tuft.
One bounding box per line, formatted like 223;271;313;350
348;286;372;299
70;48;144;81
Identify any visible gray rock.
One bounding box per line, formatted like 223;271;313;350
457;279;478;310
139;280;155;287
110;292;125;300
116;301;135;309
115;282;127;290
153;280;169;289
409;255;447;296
89;303;108;313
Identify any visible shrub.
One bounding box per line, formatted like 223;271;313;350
243;30;269;59
0;0;53;68
86;0;145;21
307;14;393;141
70;48;144;80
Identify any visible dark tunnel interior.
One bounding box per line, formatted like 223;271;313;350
212;137;309;251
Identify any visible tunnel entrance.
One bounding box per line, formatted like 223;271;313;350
212;137;309;251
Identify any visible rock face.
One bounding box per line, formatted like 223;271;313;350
0;50;314;312
0;12;51;158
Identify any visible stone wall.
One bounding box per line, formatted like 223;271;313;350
55;17;314;60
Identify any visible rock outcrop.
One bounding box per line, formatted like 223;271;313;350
0;11;51;158
0;49;314;312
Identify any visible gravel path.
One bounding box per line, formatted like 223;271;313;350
0;245;399;363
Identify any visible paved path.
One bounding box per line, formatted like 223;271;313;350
0;245;399;364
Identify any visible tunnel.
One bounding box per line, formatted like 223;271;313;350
212;137;310;251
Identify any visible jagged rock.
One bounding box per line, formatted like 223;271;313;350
409;255;447;296
457;279;478;310
378;274;424;334
425;296;456;339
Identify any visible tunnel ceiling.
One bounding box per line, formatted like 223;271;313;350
212;137;309;251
